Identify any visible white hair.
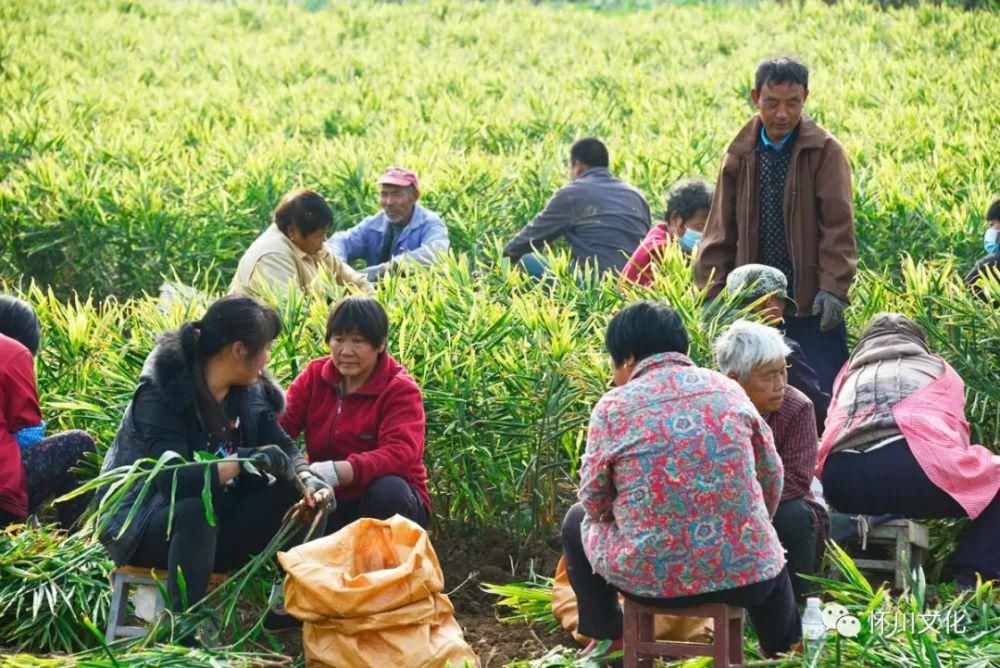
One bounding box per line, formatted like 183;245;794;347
713;320;792;380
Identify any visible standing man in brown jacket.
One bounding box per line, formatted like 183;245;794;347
695;56;857;393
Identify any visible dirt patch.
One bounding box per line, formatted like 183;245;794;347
434;525;577;667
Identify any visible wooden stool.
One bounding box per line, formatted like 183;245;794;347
105;566;227;641
853;519;929;590
623;599;743;668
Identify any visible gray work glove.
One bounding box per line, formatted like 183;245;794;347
308;460;341;488
299;469;335;511
812;290;847;333
239;445;296;485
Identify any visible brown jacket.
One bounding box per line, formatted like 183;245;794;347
694;115;857;314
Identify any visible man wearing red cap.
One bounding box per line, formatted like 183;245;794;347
326;167;450;282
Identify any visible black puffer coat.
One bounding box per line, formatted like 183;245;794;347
98;330;306;565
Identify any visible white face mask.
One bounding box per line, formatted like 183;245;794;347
985;228;999;255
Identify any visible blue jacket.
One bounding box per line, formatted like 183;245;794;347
326;204;450;269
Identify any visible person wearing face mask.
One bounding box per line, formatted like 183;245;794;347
231;189;372;298
695;56;857;395
620;178;713;286
964;198;1000;298
326;168;450;283
97;296;332;625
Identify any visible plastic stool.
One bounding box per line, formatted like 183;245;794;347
105;566;226;641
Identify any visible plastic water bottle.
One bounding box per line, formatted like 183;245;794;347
802;597;827;660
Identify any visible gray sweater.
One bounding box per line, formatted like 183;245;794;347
503;167;650;274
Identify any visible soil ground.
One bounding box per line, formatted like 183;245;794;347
435;525;578;668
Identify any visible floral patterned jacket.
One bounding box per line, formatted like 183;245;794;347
579;352;786;598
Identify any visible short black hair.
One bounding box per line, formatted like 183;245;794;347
325;296;389;347
605;301;689;367
665;178;714;222
986;198;1000;223
273;189;334;236
570;137;609;169
0;295;41;356
755;56;809;92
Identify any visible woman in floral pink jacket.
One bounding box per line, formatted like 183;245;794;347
560;301;801;658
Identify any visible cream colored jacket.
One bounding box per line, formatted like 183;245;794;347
231;224;372;297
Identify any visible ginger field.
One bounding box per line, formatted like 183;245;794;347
1;0;999;296
1;1;999;667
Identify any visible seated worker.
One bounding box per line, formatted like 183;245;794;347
326;167;450;283
964;198;1000;299
715;320;829;603
231;189;372;298
0;296;96;530
98;295;331;624
817;313;1000;588
621;177;713;286
280;296;429;531
560;301;800;659
503;138;651;278
726;264;830;432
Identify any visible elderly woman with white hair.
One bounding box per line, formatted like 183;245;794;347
560;302;801;659
715;320;828;603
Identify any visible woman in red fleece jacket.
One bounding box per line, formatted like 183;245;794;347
279;296;429;534
0;296;96;530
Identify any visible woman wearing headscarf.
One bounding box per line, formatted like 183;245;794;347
818;312;1000;586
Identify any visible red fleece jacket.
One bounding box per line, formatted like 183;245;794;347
279;353;430;510
1;334;42;519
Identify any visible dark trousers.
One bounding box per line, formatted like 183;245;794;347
784;315;848;394
822;438;1000;583
323;475;429;535
130;479;300;611
0;430;96;530
560;504;801;656
772;498;817;602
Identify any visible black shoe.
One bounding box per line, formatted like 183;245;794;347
263;608;303;633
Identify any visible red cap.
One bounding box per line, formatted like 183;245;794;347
378;167;419;191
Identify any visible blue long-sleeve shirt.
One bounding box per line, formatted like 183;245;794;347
325;204;450;271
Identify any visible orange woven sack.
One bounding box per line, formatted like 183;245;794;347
551;556;713;644
279;516;479;668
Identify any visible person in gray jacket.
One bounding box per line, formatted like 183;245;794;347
503;138;651;277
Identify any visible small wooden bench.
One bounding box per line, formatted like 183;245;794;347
105;566;227;641
852;519;929;590
623;599;743;668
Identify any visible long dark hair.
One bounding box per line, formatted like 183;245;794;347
0;295;42;356
179;295;282;362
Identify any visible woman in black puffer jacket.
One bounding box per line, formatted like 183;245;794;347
99;295;331;615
